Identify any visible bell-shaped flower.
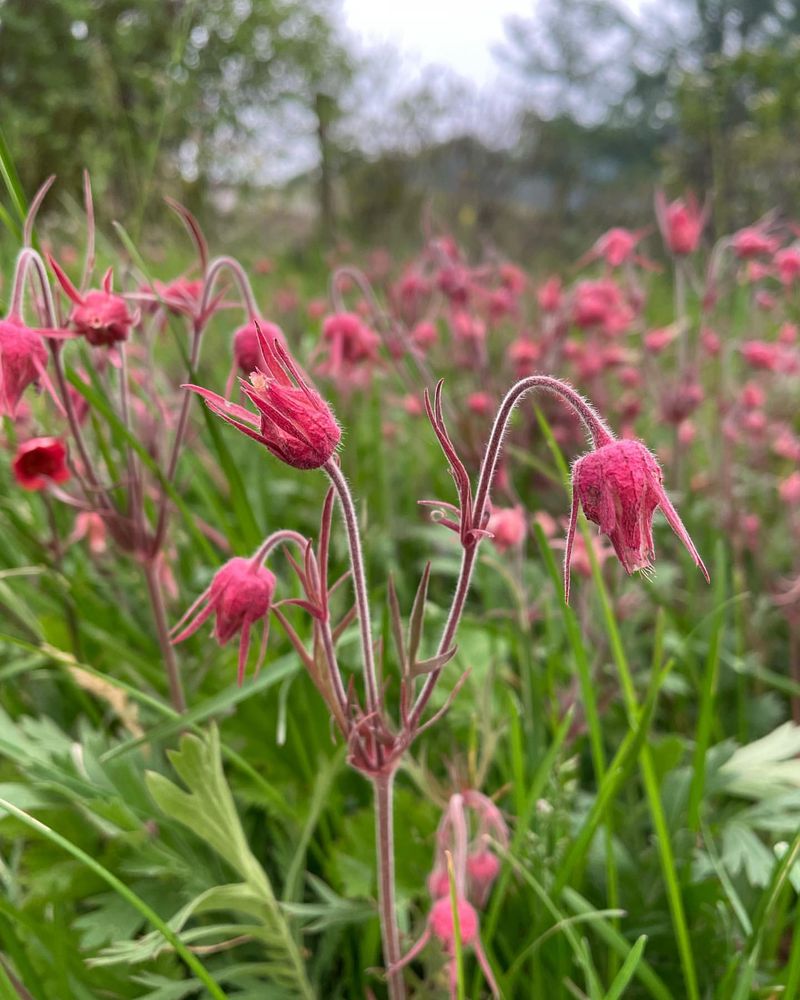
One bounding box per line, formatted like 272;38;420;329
565;438;709;601
171;556;277;685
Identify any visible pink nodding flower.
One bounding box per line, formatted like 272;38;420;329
319;312;380;383
780;472;800;507
732;225;781;260
776;247;800;287
232;319;285;374
185;326;341;470
565;438;709;602
655;191;705;256
49;260;134;346
586;227;649;268
0;316;67;418
507;336;541;378
467;850;501;908
12;436;70;491
486;505;527;553
537;276;563;313
171;556;277;685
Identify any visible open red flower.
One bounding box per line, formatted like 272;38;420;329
565;438;709;601
12;436;70;490
185;326;341;470
171;556;277;685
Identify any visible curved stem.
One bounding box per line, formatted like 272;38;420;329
323;459;380;716
410;376;614;727
374;770;406;1000
152;255;258;555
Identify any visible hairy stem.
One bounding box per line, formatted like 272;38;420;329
411;375;613;727
373;770;406;1000
323;459;380;715
143;558;186;713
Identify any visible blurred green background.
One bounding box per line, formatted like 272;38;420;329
1;0;799;259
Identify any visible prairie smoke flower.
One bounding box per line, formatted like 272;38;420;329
586;227;649;268
499;263;526;295
429;896;479;949
644;325;679;354
0;317;53;417
467;850;501;908
186;330;341;470
319;312;380;383
701;327;721;356
741;340;790;372
393;270;431;324
451;310;486;344
437;264;471;305
507;336;540;378
171;556;277;685
537;276;563;313
12;436;70;490
467;391;492;416
49;260;133;346
655;191;705;255
732;225;780;260
69;511;107;554
776;247;800;287
486;505;527;553
410;320;437;353
565;438;709;601
780;472;800;507
571;279;632;334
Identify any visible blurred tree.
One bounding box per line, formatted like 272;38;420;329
497;0;800;233
0;0;352;222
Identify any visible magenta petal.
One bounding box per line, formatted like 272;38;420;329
656;487;710;583
563;487;579;604
182;384;260;427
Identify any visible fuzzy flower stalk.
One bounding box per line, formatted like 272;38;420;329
186;348;708;998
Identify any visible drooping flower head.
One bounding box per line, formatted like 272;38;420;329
485;504;527;553
655;191;706;256
12;436;70;490
49;259;134;346
565;438;709;601
186;326;341;470
0;318;51;417
171;556;277;685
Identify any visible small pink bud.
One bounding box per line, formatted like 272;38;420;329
780;472;800;507
486;505;527;553
427;868;450;898
467;850;500;907
655;191;705;255
186;331;341;471
429;896;479;951
732;226;780;260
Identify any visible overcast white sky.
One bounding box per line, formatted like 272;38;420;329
340;0;534;87
339;0;645;87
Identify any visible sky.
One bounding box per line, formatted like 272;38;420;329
339;0;645;88
340;0;535;88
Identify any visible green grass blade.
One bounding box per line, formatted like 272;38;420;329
0;797;228;1000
